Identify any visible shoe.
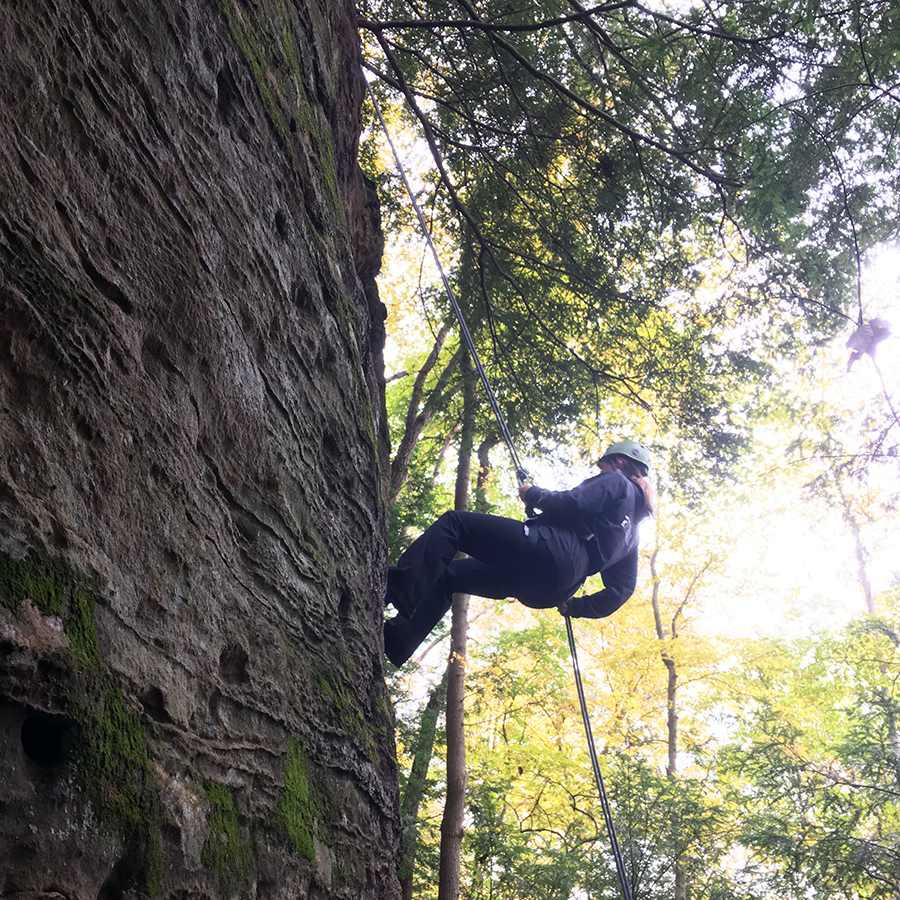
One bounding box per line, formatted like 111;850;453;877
385;567;416;619
384;615;420;667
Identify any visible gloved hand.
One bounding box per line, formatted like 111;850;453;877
518;481;537;518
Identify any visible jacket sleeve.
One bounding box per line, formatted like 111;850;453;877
568;551;637;618
522;483;581;520
523;477;610;528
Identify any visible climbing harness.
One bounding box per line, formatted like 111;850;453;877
366;71;635;900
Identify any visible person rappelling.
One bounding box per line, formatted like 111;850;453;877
370;83;647;897
383;440;656;667
370;81;647;898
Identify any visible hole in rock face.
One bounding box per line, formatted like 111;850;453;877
219;645;249;684
97;872;124;900
321;430;339;460
75;414;96;441
21;713;71;768
274;209;289;239
79;252;134;315
292;281;314;310
97;856;139;900
216;67;237;124
140;686;172;724
18;151;39;187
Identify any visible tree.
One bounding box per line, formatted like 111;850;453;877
370;3;900;895
362;0;900;478
650;538;706;900
438;352;477;900
399;671;448;900
717;606;900;898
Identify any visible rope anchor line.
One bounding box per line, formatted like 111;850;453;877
364;73;527;483
566;616;634;900
366;70;634;900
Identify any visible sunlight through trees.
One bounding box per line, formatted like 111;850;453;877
360;0;900;895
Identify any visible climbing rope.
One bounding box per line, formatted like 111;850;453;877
364;75;528;485
366;71;635;900
566;615;634;900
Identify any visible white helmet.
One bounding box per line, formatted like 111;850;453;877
599;440;652;475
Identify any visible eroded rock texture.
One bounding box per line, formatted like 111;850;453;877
0;0;397;897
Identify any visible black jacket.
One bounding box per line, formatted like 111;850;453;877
523;470;649;617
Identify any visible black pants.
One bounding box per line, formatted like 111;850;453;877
383;510;584;666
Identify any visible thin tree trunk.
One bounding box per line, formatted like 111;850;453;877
650;549;678;780
650;546;687;900
399;670;449;900
438;350;476;900
475;435;500;510
834;473;876;614
832;469;900;783
438;591;469;900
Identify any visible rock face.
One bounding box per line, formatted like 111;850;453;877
0;0;398;897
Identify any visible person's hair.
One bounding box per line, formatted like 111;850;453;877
607;454;649;479
607;454;656;515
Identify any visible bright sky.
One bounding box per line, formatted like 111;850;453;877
700;246;900;638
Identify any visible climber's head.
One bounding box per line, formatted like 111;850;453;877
599;440;657;516
598;440;652;479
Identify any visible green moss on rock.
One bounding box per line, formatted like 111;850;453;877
315;671;378;763
68;589;164;895
215;0;289;144
214;0;342;216
0;547;77;617
277;737;317;860
0;548;163;894
72;666;164;895
201;780;253;891
65;582;101;667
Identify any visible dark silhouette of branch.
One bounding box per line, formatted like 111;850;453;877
359;1;631;34
365;53;653;411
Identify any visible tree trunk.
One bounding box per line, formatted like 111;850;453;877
399;670;449;900
475;435;500;509
834;473;876;615
437;350;476;900
832;470;900;783
438;591;470;900
650;550;678;778
650;547;687;900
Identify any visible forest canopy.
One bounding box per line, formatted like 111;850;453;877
360;0;900;482
358;1;900;898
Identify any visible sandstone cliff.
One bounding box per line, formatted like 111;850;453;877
0;0;398;897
